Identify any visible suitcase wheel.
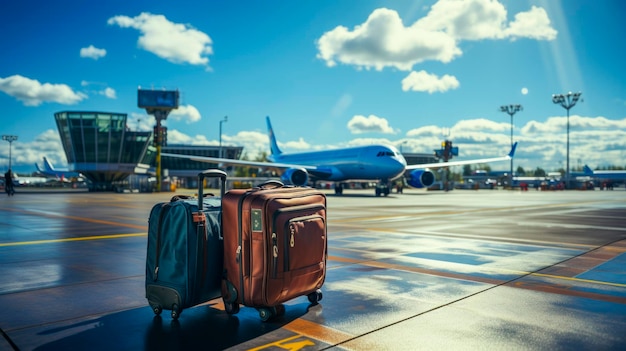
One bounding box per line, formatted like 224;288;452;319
257;304;285;322
222;279;238;303
171;304;181;320
307;289;323;305
273;304;285;317
224;301;240;315
258;307;273;322
151;304;163;316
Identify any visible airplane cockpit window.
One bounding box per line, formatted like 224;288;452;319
376;151;396;157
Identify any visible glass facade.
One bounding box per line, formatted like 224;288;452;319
55;111;154;190
54;111;243;191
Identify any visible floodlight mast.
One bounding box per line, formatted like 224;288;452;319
552;92;582;189
2;135;18;170
219;116;228;159
499;104;522;188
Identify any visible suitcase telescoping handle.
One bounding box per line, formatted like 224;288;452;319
197;169;227;210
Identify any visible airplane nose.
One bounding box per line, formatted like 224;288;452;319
389;157;406;178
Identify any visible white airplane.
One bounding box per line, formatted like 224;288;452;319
162;116;517;196
10;173;50;186
35;157;83;181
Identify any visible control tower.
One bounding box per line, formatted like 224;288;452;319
55;111;155;191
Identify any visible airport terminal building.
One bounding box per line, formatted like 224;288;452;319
55;111;242;191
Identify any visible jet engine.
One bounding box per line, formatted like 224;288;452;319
406;169;436;188
280;168;309;186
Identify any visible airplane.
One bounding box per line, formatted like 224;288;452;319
162;116;517;196
9;173;50;186
35;157;83;181
583;165;626;180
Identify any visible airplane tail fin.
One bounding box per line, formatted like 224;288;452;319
583;165;594;175
43;157;55;171
35;162;43;173
508;142;518;158
266;116;282;156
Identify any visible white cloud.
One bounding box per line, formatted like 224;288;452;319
406;125;444;137
128;113;154;132
348;115;398;134
316;1;556;72
224;131;269;159
80;45;107;60
415;0;508;40
316;7;460;71
401;70;460;93
101;87;117;99
453;118;511;132
280;137;311;151
168;105;202;124
4;130;67;170
505;6;557;41
0;75;87;106
108;12;213;67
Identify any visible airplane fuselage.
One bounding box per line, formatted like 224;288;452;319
270;144;407;181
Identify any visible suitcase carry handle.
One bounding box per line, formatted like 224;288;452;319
197;169;227;210
257;180;284;189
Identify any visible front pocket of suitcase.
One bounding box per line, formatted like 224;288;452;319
284;215;326;274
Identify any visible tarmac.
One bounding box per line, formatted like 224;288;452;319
0;187;625;350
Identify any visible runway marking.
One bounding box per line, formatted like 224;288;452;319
0;206;148;230
282;318;355;347
330;199;614;224
0;233;146;247
248;335;315;351
328;255;626;301
529;272;626;287
208;299;357;350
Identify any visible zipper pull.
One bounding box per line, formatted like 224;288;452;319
290;225;295;247
272;233;278;258
236;246;242;263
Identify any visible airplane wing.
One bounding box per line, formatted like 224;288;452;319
406;142;517;170
160;153;319;172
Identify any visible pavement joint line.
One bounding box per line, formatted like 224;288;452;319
0;233;147;247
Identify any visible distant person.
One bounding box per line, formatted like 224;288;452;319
4;169;15;196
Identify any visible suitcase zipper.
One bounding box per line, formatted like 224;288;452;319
272;232;278;278
283;214;325;274
153;203;172;281
270;204;325;278
236;192;249;305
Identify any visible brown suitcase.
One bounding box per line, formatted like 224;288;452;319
221;182;327;321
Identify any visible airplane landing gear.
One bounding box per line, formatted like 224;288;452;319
334;183;344;195
375;181;390;196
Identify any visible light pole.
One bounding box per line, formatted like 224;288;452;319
2;135;18;170
499;104;522;188
219;116;228;159
552;91;582;189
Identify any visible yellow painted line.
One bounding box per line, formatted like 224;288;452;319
530;272;626;288
208;299;356;350
0;233;146;247
0;206;147;230
282;318;355;346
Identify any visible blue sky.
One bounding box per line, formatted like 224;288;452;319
1;0;625;175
